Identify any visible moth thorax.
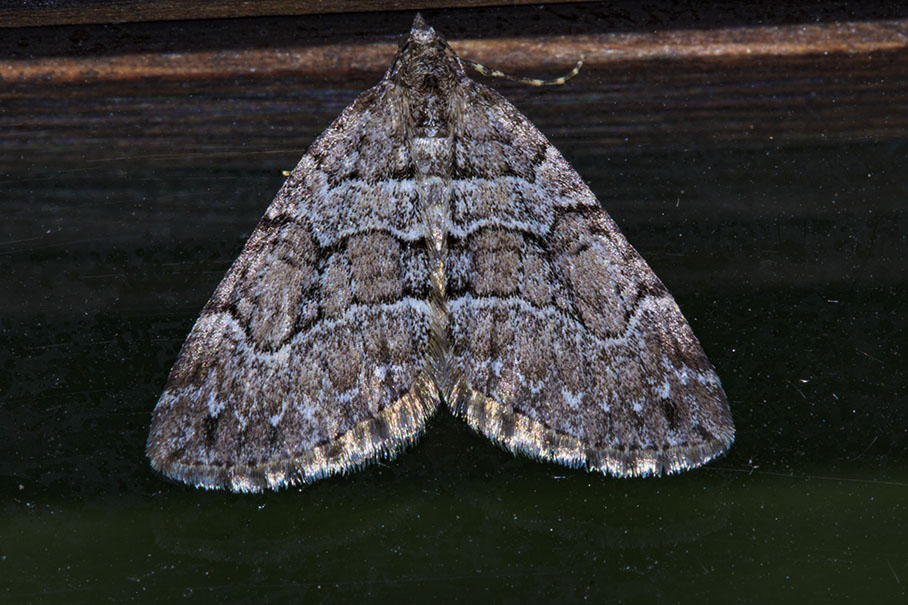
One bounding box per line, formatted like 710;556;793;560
411;136;454;175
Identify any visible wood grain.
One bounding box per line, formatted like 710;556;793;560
0;0;586;28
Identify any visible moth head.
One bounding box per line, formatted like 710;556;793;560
388;14;464;91
408;13;434;43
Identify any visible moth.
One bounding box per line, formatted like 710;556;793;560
147;15;734;492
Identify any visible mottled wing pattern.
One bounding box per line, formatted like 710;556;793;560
146;81;438;492
446;81;735;476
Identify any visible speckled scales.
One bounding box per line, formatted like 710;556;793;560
147;15;734;492
146;80;439;493
446;81;734;476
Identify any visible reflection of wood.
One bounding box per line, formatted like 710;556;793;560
4;16;908;84
0;0;589;28
3;10;906;165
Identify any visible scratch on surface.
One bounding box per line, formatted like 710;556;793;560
848;435;879;461
786;380;807;400
856;347;885;365
887;560;900;585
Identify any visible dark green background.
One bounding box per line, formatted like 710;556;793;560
2;11;907;603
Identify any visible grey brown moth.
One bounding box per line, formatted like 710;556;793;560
147;15;734;492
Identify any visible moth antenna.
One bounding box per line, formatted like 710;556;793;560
463;53;585;87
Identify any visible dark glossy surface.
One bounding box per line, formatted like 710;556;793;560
1;39;906;602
